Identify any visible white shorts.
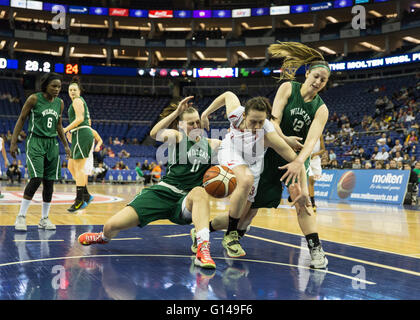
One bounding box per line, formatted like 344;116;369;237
217;146;263;202
309;156;322;180
84;143;94;176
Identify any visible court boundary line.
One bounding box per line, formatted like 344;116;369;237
251;225;420;260
0;254;376;285
245;234;420;278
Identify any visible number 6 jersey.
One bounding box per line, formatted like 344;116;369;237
28;92;62;137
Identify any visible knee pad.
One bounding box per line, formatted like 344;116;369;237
23;177;43;199
42;179;55;203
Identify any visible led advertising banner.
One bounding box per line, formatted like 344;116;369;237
270;6;290;15
68;5;88;14
212;9;231;18
129;9;148;18
310;1;333;11
89;7;108;16
43;3;67;12
251;7;269;16
232;8;251;18
291;4;310;13
174;10;192;18
26;0;42;10
0;0;10;6
193;10;211;18
329;52;420;71
109;8;129;16
149;10;173;18
193;68;238;78
334;0;353;8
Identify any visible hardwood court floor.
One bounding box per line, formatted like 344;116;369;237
0;182;419;300
1;182;419;258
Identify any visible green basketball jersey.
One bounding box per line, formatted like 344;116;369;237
280;81;325;145
161;133;212;191
68;96;90;127
27;92;62;137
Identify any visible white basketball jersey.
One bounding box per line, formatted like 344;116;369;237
0;137;3;152
220;106;275;164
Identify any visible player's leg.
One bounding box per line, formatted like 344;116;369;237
78;206;139;245
185;187;215;269
222;164;253;257
38;179;56;230
68;157;88;212
15;137;44;231
288;183;328;269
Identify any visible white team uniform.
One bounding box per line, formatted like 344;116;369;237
83;139;95;176
217;106;275;202
308;138;322;180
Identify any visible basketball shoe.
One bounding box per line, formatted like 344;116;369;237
310;245;328;269
38;218;56;230
190;228;198;254
222;231;246;258
78;232;109;246
194;241;216;269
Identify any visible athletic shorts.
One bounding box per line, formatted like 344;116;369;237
217;146;263;202
84;141;94;175
70;127;93;160
308;156;322;180
251;148;310;209
128;183;193;228
26;134;61;180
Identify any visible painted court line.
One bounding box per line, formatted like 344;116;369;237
246;234;420;278
0;254;375;285
252;225;420;260
13;239;64;242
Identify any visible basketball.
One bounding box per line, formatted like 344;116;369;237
203;165;237;198
337;171;356;199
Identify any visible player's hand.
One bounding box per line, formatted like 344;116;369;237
9;142;18;158
288;183;312;216
65;147;71;160
66;131;72;143
94;145;101;152
200;115;210;131
176;96;194;115
286;136;303;151
279;159;303;186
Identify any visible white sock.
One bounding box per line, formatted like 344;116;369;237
42;202;51;219
101;232;110;242
196;228;210;245
18;199;31;217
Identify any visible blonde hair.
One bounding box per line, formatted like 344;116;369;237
268;41;330;80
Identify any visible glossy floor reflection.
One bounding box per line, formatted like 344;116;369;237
1;224;419;300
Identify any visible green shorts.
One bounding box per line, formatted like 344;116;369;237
251;148;310;209
26;134;61;180
70;127;93;159
128;184;192;228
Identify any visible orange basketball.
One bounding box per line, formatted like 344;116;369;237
203;165;237;198
337;171;356;199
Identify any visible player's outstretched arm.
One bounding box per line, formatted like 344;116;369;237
201;91;241;131
150;96;193;143
10;94;37;158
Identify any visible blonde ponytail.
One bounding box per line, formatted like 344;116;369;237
268;41;327;80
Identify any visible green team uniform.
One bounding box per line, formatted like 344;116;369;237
68;96;93;159
252;81;325;209
128;134;212;227
26;92;62;180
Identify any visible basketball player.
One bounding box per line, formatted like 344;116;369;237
308;135;326;212
63;77;94;212
78;97;221;269
0;136;9;199
200;92;310;258
202;42;330;268
12;72;70;231
67;127;102;206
